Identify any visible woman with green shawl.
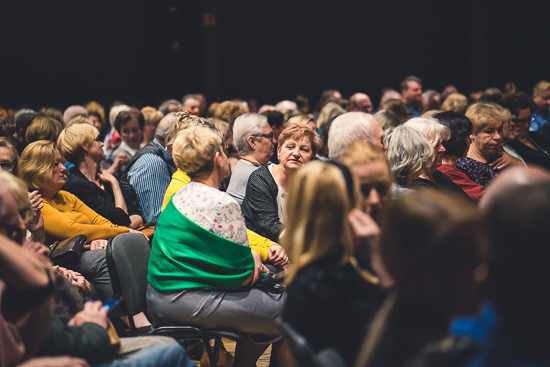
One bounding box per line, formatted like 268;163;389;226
147;125;289;366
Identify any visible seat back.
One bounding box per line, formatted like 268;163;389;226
106;233;151;317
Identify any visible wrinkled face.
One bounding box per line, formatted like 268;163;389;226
0;189;26;245
278;136;315;172
352;160;392;222
371;121;387;151
402;81;423;104
49;149;68;192
0;147;15;174
512;108;532;140
250;124;275;165
533;89;550;111
120;118;143;150
89;115;103;132
472;121;503;158
183;98;201;116
432;137;446;170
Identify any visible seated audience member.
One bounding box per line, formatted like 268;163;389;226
122;112;176;224
141;106;163;145
107;109;144;173
57;123;144;228
287;114;318;131
316;101;346;132
227;113;276;205
453;167;550;366
457;103;505;187
282;161;385;366
440;92;469;115
380;98;411;124
435;111;486;201
182;94;201;116
385;125;433;199
401;75;423;117
530;80;550;142
19;140;132;301
405;118;469;197
212;100;245;125
0;137;19;176
348;93;374;113
158;99;183;116
420;89;441;114
262;110;285;164
40;107;63;124
103;104;129;156
479;87;503;105
328;112;386;161
147;126;291;367
13;109;39;154
504;92;550;170
242;124;321;242
355;190;486;367
25;116;64;144
373;109;401;130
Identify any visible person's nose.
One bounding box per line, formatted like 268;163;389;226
493;131;502;141
367;187;381;207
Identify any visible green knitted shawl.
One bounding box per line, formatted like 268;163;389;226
147;198;254;291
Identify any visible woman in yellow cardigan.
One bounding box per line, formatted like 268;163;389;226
19;140;132;301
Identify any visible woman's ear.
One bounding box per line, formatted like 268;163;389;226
81;143;90;153
214;151;222;167
247;136;256;150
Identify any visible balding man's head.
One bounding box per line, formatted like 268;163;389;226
328;112;385;160
348;93;373;113
155;112;178;146
63;105;89;126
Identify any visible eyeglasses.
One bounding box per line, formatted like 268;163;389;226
251;132;274;140
0;161;15;172
511;118;531;126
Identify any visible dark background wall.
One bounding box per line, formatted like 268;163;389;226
1;0;548;111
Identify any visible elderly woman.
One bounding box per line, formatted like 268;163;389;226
25;116;64;144
405;118;469;197
57;123;143;228
384;125;434;199
356;191;486;366
147;126;290;366
287;114;318;131
456;102;506;187
18;141;132;301
435;111;486;201
242;124;322;242
281;161;385;366
226;113;276;205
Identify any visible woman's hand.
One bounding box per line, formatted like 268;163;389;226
248;250;269;286
53;266;92;297
68;300;109;330
22;240;50;257
97;168;117;185
490;152;523;170
27;191;45;242
268;245;289;267
84;239;108;251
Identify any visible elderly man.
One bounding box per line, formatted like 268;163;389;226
348;93;373;113
182;94;201;116
327;112;386;160
226;113;276;205
400;75;423;118
158;99;183;116
531;80;550;142
121;113;176;224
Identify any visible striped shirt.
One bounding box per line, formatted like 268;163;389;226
127;139;173;223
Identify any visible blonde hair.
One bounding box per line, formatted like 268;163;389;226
84;101;106;122
141;106;163;127
0;171;32;220
165;110;216;148
287;115;314;127
466;102;507;135
66;115;94;127
57;123;99;164
340;140;391;172
278;124;322;156
19;140;57;191
25;116;64;144
533;80;550;96
282;161;377;284
0;137;19;176
440;92;468;115
172;126;223;179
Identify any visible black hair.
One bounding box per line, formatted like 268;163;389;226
434;111;473;157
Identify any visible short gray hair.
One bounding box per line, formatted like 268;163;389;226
404;117;450;147
232;113;268;156
155;112;177;143
385;125;434;186
328;112;375;160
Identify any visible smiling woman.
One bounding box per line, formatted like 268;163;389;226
242;124;322;242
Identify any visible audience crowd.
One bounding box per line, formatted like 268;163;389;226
1;76;550;366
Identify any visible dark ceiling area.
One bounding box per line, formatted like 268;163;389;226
1;0;548;111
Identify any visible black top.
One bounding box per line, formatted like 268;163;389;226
241;165;281;242
508;132;550;171
283;259;385;366
62;166;141;226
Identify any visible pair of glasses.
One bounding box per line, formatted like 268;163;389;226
251;132;274;140
0;161;14;171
